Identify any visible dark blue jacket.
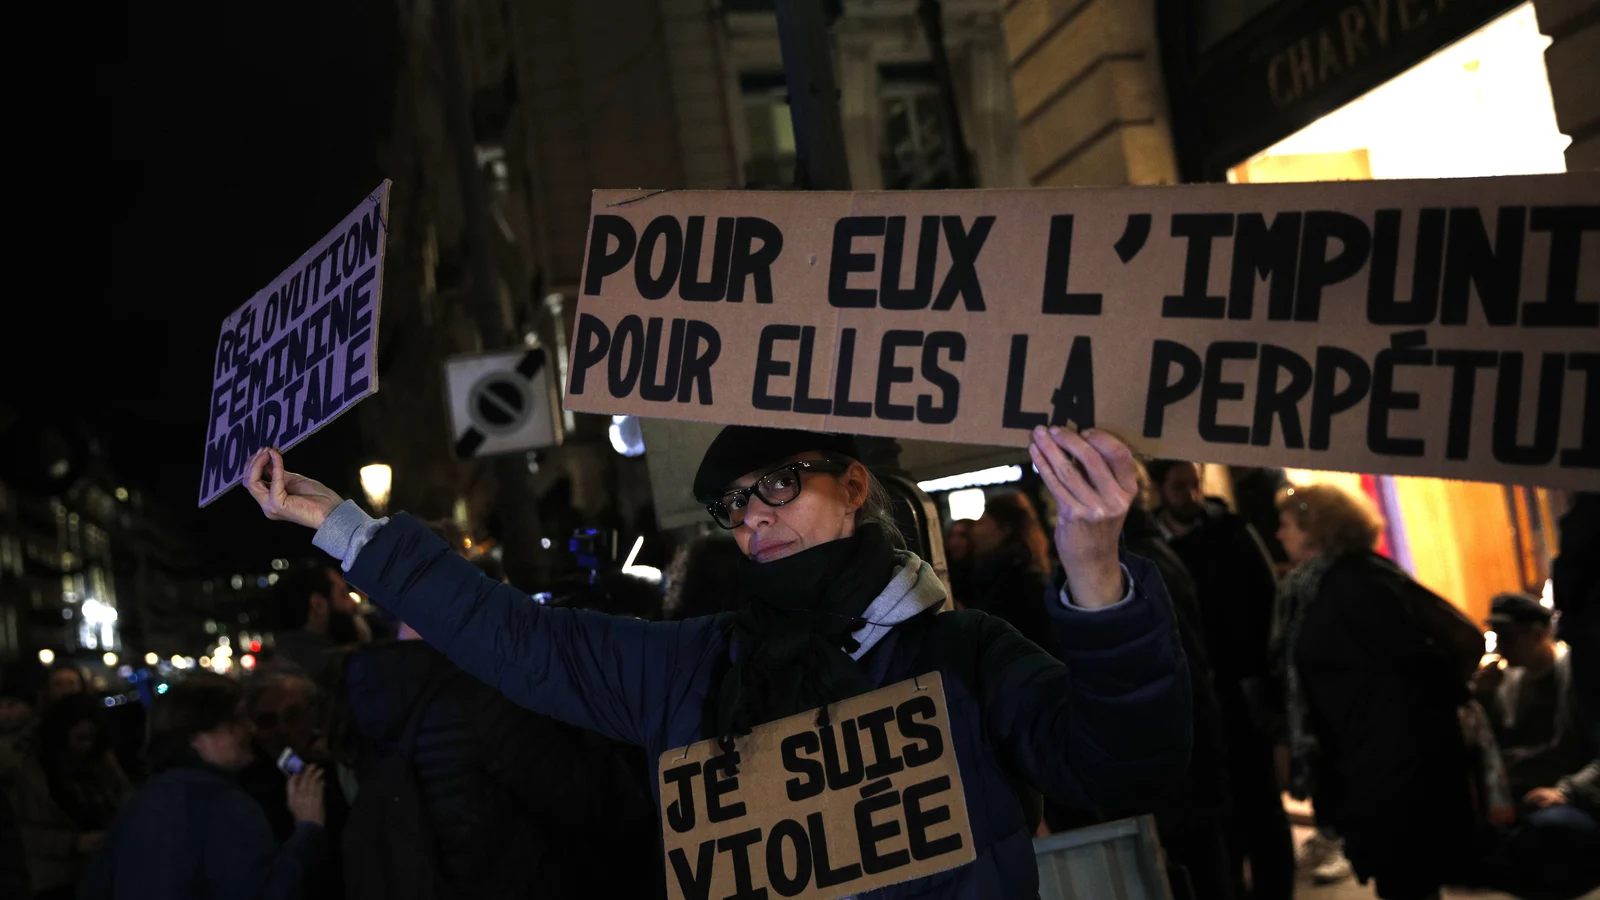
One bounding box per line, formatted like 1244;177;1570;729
352;514;1190;899
77;765;323;900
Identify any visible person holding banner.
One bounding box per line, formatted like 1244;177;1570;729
244;423;1190;899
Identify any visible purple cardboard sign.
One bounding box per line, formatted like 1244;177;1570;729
198;182;391;507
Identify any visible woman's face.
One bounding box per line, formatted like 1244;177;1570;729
192;703;255;772
1278;510;1317;565
47;669;84;702
945;523;971;560
968;515;1005;557
67;720;99;761
729;452;867;563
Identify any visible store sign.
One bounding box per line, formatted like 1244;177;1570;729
657;674;974;900
1174;0;1516;176
198;182;391;506
567;177;1598;489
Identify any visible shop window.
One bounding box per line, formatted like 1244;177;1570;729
740;72;796;188
879;63;956;190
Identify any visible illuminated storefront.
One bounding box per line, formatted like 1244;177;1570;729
1162;1;1572;620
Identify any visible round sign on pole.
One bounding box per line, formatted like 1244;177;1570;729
443;348;560;459
468;372;534;436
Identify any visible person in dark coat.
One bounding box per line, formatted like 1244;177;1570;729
0;789;30;900
77;672;326;900
246;424;1191;900
1277;483;1476;900
1150;459;1293;900
964;491;1053;651
341;631;662;898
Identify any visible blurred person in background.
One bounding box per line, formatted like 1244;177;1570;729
41;665;86;708
1150;460;1291;900
1275;483;1475;900
943;519;974;609
0;789;28;899
269;563;370;683
79;671;326;900
964;491;1054;650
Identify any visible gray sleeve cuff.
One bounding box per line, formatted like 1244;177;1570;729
1059;563;1135;611
311;500;390;572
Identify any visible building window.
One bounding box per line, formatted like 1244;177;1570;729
879;64;956;190
740;72;796;188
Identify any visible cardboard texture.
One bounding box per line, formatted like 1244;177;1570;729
199;182;391;505
567;177;1599;490
658;672;975;900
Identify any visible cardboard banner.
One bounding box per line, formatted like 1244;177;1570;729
658;673;974;900
566;176;1599;489
198;182;391;506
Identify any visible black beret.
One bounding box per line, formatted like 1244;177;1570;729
1486;592;1552;629
693;426;861;503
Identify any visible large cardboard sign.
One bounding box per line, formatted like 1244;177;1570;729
567;176;1599;489
199;182;391;506
658;673;974;900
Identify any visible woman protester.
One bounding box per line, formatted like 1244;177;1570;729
246;424;1191;899
964;492;1055;651
78;673;326;900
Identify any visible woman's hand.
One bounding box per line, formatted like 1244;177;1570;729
246;448;344;530
1028;425;1138;609
1524;786;1569;808
286;765;327;826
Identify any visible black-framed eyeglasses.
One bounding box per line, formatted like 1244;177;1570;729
707;459;849;529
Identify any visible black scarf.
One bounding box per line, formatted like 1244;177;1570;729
713;524;897;741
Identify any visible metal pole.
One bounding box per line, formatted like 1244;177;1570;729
916;0;977;189
774;0;853;191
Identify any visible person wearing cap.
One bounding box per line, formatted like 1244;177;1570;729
243;424;1190;899
1475;593;1590;810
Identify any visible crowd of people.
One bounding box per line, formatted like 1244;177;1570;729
0;429;1593;900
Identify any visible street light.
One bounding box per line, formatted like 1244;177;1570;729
360;464;393;513
102;652;118;667
38;649;55;665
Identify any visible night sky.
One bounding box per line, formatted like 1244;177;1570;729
5;3;398;571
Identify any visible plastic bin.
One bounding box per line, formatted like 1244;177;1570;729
1034;816;1174;900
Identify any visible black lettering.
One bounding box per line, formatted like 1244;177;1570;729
1252;344;1314;448
781;732;825;802
766;819;812;897
1435;349;1497;459
856;707;905;780
1526;206;1600;327
1231;212;1302;320
296;255;318;315
1041;214;1102;315
896;696;943;767
1367;208;1445;325
1296;211;1371;322
254;401;282;452
319;356;342;414
280;377;306;443
246;357;269;413
350;267;376;334
326;235;345;291
662;761;702;834
639;318;686;402
328;284;352;351
753;324;800;412
680;320;721;404
1309;347;1372;451
636;217;684;301
704;749;747;824
569;314;610;395
1003;335;1048;430
875;330;920;421
1368;331;1431;457
918;332;964;425
359;205;380;261
793;326;831;415
831;329;873;418
855;788;908;875
302;363;326;427
668;840;716;900
1143;340;1203;438
201;433;228;498
215;331;236;379
266;335;290;395
932;216;993;311
1200;341;1257;444
206;381;230;443
342;222;362;277
222;424;245;485
263;291;280;343
1163;213;1233;318
728;217;783;303
228;367;250;426
829;217;884;308
1048;336;1095;428
583;215;637;295
1493;351;1565;466
904;775;964;860
608;314;646;399
820;721;865;790
680;216;735;302
1563;354;1600;468
807;812;862;888
880;216;939;310
1442;206;1524;326
306;303;333;369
